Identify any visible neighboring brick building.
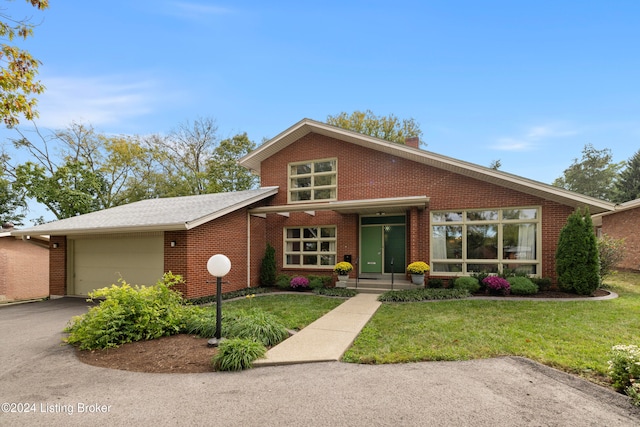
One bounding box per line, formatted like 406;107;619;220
0;223;49;302
12;119;616;298
595;199;640;271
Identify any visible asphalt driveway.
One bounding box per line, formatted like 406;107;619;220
1;298;639;427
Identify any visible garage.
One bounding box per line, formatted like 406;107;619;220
70;233;164;296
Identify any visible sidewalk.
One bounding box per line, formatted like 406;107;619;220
254;293;381;366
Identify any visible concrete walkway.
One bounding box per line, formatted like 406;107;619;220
254;292;381;366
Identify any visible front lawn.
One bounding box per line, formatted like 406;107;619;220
342;272;640;385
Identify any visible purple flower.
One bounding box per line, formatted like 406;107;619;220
482;276;510;295
290;276;310;289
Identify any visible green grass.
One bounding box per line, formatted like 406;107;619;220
223;294;344;331
342;271;640;385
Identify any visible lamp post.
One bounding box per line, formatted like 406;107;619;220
207;254;231;347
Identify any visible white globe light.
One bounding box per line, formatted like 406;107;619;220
207;254;231;277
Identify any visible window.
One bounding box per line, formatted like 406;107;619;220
288;158;337;202
284;226;336;268
430;207;540;275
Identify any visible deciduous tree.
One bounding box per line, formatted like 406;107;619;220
326;110;423;145
552;144;623;201
0;0;48;127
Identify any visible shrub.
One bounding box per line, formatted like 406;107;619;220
308;275;332;290
507;277;538;295
531;277;552;292
212;338;266;371
427;278;444;288
314;287;357;297
598;234;626;279
608;345;640;406
453;276;480;293
483;276;510;295
224;308;289;347
471;272;490;291
64;273;186;350
555;207;600;295
377;288;470;302
259;243;277;286
290;276;310;290
275;274;291;290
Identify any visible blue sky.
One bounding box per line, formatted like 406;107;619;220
5;1;640;221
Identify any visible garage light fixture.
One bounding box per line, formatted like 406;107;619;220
52;243;59;249
170;241;176;247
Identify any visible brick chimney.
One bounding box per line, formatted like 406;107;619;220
405;136;420;149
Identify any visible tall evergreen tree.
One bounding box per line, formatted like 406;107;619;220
613;149;640;203
555;207;600;295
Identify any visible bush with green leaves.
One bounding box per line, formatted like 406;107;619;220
259;243;277;286
64;273;186;350
555;207;600;295
531;277;552;292
212;338;266;371
224;308;289;347
608;345;640;406
453;276;480;293
378;288;470;302
470;272;490;291
314;287;357;297
507;276;539;295
308;275;332;290
598;234;626;279
275;274;291;290
427;278;444;288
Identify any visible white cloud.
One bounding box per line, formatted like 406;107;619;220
34;75;169;129
492;123;579;152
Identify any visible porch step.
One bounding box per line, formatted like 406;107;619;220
347;278;419;293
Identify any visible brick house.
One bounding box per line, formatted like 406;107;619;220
593;198;640;271
0;223;49;302
12;119;615;298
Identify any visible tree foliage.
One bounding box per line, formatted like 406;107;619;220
597;234;626;279
613;149;640;203
326;110;423;145
552;144;623;201
555;207;600;295
0;0;48;127
5;117;259;220
259;243;276;286
0;159;25;225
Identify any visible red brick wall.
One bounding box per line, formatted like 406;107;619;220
602;207;640;271
258;132;578;282
179;208;252;299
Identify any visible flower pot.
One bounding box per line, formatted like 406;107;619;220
337;274;349;288
411;274;425;285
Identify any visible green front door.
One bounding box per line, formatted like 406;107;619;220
361;226;383;274
360;216;406;275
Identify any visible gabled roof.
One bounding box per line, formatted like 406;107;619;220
11;187;278;237
239;118;616;214
594;198;640;221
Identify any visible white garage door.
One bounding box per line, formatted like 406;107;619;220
71;234;164;296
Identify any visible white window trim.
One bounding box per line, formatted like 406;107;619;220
283;225;337;269
429;206;542;277
287;158;337;204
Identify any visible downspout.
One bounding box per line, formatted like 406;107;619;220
247;211;251;288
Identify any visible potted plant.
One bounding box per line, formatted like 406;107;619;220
407;261;430;285
333;262;353;287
